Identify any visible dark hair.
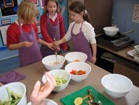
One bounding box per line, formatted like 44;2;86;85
69;1;91;23
44;0;60;14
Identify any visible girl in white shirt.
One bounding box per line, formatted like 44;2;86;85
56;1;97;63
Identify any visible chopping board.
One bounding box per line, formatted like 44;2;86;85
60;85;115;105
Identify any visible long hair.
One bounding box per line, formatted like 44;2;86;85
17;0;38;23
69;1;91;23
44;0;60;14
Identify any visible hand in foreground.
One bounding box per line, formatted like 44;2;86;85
30;72;56;105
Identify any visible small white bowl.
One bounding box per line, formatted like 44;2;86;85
103;27;119;36
65;52;87;64
134;45;139;54
42;69;71;92
27;99;58;105
65;62;91;82
0;82;27;105
42;55;65;70
101;74;133;98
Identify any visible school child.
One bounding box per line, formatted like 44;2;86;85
40;0;68;57
7;0;55;67
55;1;97;63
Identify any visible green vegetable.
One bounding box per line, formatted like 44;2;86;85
55;75;67;86
0;87;22;105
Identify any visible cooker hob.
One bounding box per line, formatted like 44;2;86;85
96;33;134;51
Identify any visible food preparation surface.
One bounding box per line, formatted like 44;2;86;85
60;85;115;105
1;57;139;105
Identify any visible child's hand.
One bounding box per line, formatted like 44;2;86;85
92;56;96;64
47;43;55;50
54;40;59;46
55;45;60;51
53;41;60;51
23;41;33;47
30;72;56;105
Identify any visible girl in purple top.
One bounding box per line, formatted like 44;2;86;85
56;1;97;63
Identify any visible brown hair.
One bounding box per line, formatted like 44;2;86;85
69;1;91;23
17;0;38;23
44;0;60;14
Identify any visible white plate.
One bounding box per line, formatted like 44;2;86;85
27;99;58;105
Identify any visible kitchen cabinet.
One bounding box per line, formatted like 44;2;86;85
84;0;113;34
0;49;19;73
97;44;139;87
113;58;139;87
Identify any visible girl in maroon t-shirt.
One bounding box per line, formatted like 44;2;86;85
40;0;68;57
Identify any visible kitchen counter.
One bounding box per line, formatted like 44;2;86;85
3;60;139;105
97;44;139;65
97;41;139;87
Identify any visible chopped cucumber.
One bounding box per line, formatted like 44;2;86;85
0;87;22;105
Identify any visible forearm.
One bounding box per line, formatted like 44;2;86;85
91;43;97;57
57;37;66;45
8;43;24;50
38;39;49;46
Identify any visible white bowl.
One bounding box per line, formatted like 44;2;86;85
103;27;119;36
42;69;71;92
65;52;87;64
65;62;91;82
101;74;133;98
27;99;58;105
42;55;65;70
0;82;27;105
134;45;139;54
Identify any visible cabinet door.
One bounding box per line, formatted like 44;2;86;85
114;58;139;87
84;0;113;34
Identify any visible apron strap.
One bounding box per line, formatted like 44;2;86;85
80;21;84;32
18;19;23;33
71;23;76;34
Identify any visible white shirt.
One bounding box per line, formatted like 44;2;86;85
64;21;96;44
48;13;57;21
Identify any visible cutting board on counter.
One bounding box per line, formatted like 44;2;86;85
60;85;115;105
